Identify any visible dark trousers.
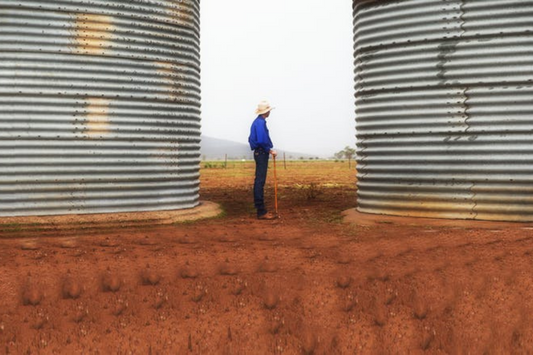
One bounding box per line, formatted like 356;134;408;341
253;148;269;216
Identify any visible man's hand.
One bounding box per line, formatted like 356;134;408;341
270;150;278;157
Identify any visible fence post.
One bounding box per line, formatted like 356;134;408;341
283;152;287;170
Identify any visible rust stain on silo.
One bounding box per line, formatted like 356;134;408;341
84;98;110;137
74;14;114;55
156;61;187;101
166;5;192;22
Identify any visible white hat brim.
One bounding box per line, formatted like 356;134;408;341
255;106;275;115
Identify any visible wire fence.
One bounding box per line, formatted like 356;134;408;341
202;153;355;170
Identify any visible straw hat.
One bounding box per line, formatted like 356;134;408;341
255;100;274;115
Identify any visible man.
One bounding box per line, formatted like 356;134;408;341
248;100;277;220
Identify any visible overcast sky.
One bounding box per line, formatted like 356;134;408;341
200;0;356;157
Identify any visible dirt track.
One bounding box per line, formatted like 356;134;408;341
1;162;532;353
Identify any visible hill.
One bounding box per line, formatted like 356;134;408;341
200;135;314;160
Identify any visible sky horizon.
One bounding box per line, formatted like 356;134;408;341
200;0;356;157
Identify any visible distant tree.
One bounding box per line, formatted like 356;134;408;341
335;146;356;168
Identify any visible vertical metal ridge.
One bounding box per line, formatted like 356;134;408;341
0;0;201;216
353;0;533;222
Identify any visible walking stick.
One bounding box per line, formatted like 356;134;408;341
273;155;279;217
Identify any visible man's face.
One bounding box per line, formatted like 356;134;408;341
263;111;271;118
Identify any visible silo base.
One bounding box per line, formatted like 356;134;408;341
0;201;223;236
342;208;533;230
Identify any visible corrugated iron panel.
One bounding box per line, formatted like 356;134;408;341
0;0;201;216
353;0;533;221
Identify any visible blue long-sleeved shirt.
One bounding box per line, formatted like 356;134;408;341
248;116;273;151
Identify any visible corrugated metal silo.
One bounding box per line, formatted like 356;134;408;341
0;0;201;216
353;0;533;222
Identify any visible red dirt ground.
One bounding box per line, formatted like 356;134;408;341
1;161;533;354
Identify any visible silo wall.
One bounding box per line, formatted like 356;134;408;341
353;0;533;222
0;0;201;216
